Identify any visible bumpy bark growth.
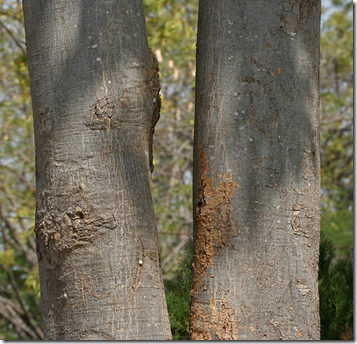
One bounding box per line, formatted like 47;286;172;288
23;0;171;340
191;0;321;340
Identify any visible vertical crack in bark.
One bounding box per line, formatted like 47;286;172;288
148;48;161;174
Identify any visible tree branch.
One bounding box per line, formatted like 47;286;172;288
6;268;43;339
0;203;37;267
0;20;26;55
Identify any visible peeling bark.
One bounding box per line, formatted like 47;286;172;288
191;0;321;340
23;0;171;340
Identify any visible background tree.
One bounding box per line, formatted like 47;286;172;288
22;0;171;340
190;0;321;339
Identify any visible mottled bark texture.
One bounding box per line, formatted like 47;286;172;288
191;0;321;340
23;0;171;340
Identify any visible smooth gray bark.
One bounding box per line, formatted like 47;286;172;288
191;0;321;340
23;0;171;340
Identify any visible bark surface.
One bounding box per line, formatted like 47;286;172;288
23;0;171;340
191;0;321;340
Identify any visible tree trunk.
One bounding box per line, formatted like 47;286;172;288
23;0;171;340
191;0;321;340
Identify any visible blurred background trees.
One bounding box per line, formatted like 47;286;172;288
0;0;352;339
320;0;353;260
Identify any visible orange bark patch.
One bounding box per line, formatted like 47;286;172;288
194;144;239;285
210;300;241;340
190;144;240;339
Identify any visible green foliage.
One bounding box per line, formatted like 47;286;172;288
319;235;353;340
319;0;353;273
0;1;42;339
321;208;353;259
25;266;41;299
164;239;193;340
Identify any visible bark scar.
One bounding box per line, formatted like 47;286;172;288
190;144;240;339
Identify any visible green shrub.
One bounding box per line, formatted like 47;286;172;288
319;235;353;340
164;240;193;340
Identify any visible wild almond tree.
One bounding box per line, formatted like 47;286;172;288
23;0;171;340
191;0;321;340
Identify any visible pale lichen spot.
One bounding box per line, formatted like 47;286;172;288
297;282;310;296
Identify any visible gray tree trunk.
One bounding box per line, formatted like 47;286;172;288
191;0;321;340
23;0;171;340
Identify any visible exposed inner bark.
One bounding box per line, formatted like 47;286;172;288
190;144;240;340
